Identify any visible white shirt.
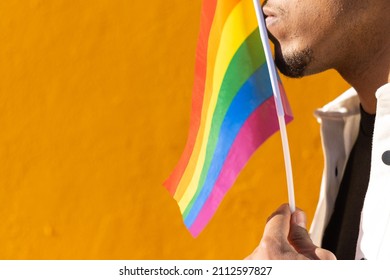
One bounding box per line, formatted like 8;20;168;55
310;83;390;260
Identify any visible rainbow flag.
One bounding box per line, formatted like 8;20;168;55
164;0;293;237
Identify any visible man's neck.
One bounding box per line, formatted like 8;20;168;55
338;39;390;115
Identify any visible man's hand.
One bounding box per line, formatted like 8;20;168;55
245;204;336;260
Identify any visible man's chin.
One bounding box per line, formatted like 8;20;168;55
275;48;313;78
271;40;313;78
275;56;306;78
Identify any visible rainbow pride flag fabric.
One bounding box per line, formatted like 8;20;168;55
164;0;293;237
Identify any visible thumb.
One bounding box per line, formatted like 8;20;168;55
288;210;336;260
291;208;307;228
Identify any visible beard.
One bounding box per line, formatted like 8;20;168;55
271;38;314;78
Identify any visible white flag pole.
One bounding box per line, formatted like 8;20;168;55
252;0;295;212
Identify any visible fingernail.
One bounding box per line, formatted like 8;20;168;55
293;211;306;228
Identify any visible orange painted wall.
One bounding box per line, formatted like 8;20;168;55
0;1;349;259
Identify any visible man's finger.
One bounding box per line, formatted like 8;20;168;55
263;203;292;239
289;210;336;260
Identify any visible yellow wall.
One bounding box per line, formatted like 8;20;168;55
0;0;349;259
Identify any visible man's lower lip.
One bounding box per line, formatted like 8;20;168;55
265;16;277;27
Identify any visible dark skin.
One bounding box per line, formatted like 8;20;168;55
263;0;389;113
246;204;335;260
247;0;390;259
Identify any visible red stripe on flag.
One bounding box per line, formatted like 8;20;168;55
163;0;217;195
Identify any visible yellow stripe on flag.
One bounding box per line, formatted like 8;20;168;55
176;0;257;212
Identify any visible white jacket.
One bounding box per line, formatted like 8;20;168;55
309;83;390;260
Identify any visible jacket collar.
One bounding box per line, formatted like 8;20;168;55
314;87;360;120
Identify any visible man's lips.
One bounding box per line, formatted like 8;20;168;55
262;6;275;17
265;15;277;27
262;6;278;27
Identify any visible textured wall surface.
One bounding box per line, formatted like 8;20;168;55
0;0;349;259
